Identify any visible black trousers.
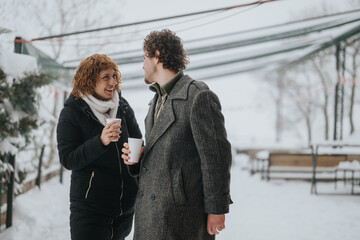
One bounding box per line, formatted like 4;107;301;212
70;208;133;240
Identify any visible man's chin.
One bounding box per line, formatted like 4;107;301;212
144;78;153;84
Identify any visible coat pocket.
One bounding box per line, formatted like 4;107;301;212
170;168;186;206
85;171;95;199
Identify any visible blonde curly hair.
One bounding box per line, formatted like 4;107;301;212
72;54;121;99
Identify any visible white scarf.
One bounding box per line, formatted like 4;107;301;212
82;93;119;126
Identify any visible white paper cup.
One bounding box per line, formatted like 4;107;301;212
106;118;122;142
128;137;143;163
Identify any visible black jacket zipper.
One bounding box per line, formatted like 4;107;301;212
86;110;123;215
85;171;95;198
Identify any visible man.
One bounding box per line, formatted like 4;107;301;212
122;29;232;240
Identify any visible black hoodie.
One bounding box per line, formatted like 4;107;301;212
57;93;142;217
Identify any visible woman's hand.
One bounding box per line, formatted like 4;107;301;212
100;120;121;146
122;142;143;165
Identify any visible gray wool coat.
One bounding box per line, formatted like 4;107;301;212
130;75;232;240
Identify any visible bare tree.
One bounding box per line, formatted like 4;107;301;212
19;0;125;61
286;67;320;145
262;70;288;142
274;71;285;142
345;34;360;134
310;49;335;140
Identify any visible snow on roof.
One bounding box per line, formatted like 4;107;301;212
0;44;37;79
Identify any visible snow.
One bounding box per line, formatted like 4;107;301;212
1;154;360;240
0;139;21;156
0;44;37;80
0;44;38;155
255;150;269;160
338;160;360;170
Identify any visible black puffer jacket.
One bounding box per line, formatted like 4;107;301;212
57;93;142;218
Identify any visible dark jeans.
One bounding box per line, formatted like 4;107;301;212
70;208;133;240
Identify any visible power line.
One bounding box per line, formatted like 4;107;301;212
100;8;360;58
60;11;360;66
120;38;315;81
30;0;278;41
280;23;360;70
107;15;360;65
27;4;256;47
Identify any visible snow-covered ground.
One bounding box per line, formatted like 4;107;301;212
1;153;360;240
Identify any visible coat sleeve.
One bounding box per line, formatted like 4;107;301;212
121;97;143;139
56;107;108;170
190;90;232;214
120;97;143;176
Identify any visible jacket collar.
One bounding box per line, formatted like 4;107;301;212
149;70;184;97
167;74;193;100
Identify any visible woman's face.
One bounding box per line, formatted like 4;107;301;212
93;67;117;101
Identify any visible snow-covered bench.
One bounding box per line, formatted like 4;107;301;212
265;153;351;181
334;160;360;194
310;143;360;194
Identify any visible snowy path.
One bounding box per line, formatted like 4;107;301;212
1;154;360;240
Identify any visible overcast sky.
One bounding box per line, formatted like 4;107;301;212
0;0;357;66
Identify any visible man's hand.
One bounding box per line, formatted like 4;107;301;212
207;214;225;235
122;142;143;165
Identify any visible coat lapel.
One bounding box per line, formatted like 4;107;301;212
144;96;156;141
143;75;194;158
144;98;175;151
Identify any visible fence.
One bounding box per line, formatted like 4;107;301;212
0;145;63;231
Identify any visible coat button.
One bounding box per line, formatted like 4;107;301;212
139;191;144;197
150;194;155;200
143;167;147;173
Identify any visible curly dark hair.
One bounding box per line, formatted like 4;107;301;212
143;29;188;72
72;54;121;99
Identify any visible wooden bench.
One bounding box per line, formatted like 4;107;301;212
250;149;307;175
310;143;360;194
265;153;350;181
263;150;360;194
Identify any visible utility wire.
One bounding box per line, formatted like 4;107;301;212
34;0;268;43
103;8;360;57
64;9;360;65
281;23;360;70
120;38;316;80
30;0;278;41
108;16;360;65
26;4;253;47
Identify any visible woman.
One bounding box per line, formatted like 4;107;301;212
57;54;142;240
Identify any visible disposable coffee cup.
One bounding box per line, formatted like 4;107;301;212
106;118;122;142
128;137;143;163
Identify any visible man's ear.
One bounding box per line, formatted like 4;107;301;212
154;50;160;64
155;50;160;57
